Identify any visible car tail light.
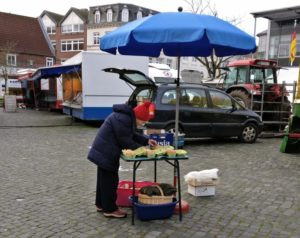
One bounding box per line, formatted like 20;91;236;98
149;103;155;119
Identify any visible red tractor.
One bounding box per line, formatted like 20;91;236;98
222;59;291;130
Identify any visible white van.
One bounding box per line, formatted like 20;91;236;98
148;63;178;83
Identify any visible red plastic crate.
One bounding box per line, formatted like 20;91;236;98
116;181;157;207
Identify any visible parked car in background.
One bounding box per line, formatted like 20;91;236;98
104;68;264;143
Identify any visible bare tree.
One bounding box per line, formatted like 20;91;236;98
183;0;242;79
0;41;18;94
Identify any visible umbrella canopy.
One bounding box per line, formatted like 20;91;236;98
100;12;256;57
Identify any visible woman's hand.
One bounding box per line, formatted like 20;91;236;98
148;139;157;147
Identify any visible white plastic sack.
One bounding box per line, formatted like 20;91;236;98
184;168;219;186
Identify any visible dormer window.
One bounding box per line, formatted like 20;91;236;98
137;9;143;19
94;10;101;24
121;6;129;22
107;8;113;22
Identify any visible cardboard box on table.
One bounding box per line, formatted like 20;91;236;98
144;129;185;148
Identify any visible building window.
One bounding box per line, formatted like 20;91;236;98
6;54;16;66
46;58;54;66
278;44;289;58
167;59;172;67
93;32;100;45
107;9;113;22
61;39;84;52
157;58;163;64
297;43;300;56
47;26;56;34
258;35;267;52
137;10;143;19
61;24;84;33
94;10;101;23
51;40;56;50
122;7;129;22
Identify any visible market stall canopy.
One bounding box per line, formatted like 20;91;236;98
31;64;81;81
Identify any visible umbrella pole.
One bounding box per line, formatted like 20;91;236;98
174;56;180;188
175;56;180;149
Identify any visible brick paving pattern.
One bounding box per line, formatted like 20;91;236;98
0;109;299;237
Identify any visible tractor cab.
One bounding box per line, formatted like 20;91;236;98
223;59;278;90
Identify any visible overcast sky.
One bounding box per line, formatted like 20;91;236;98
1;0;298;37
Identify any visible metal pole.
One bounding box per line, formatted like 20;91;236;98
175;56;180;149
174;56;181;190
260;82;265;120
253;17;257;59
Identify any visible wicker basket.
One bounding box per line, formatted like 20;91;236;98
138;185;173;205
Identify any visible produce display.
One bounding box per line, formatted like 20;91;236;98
122;145;187;159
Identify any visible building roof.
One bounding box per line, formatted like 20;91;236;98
60;7;89;24
0;11;53;57
251;5;300;21
93;3;159;14
89;3;159;23
40;10;64;25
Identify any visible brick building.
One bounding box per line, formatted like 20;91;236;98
0;11;54;98
40;4;159;64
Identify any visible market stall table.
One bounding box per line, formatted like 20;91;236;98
121;154;188;225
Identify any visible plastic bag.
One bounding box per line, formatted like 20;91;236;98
184;168;219;186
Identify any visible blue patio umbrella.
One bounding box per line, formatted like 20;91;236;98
100;10;257;147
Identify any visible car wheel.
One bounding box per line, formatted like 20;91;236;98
164;124;183;134
239;123;258;143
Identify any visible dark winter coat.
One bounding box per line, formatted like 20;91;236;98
87;104;148;172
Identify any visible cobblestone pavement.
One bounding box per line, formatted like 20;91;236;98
0;109;299;238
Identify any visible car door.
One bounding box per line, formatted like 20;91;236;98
207;89;247;137
178;88;212;137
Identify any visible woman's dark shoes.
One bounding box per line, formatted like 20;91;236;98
96;206;103;212
103;209;127;218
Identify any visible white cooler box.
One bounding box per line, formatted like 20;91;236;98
188;184;215;196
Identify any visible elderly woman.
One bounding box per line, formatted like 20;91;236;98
87;101;157;218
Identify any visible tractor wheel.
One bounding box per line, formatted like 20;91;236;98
229;90;251;109
238;123;258;143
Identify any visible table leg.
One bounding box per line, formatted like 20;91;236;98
131;161;137;225
176;160;182;221
154;160;157;182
